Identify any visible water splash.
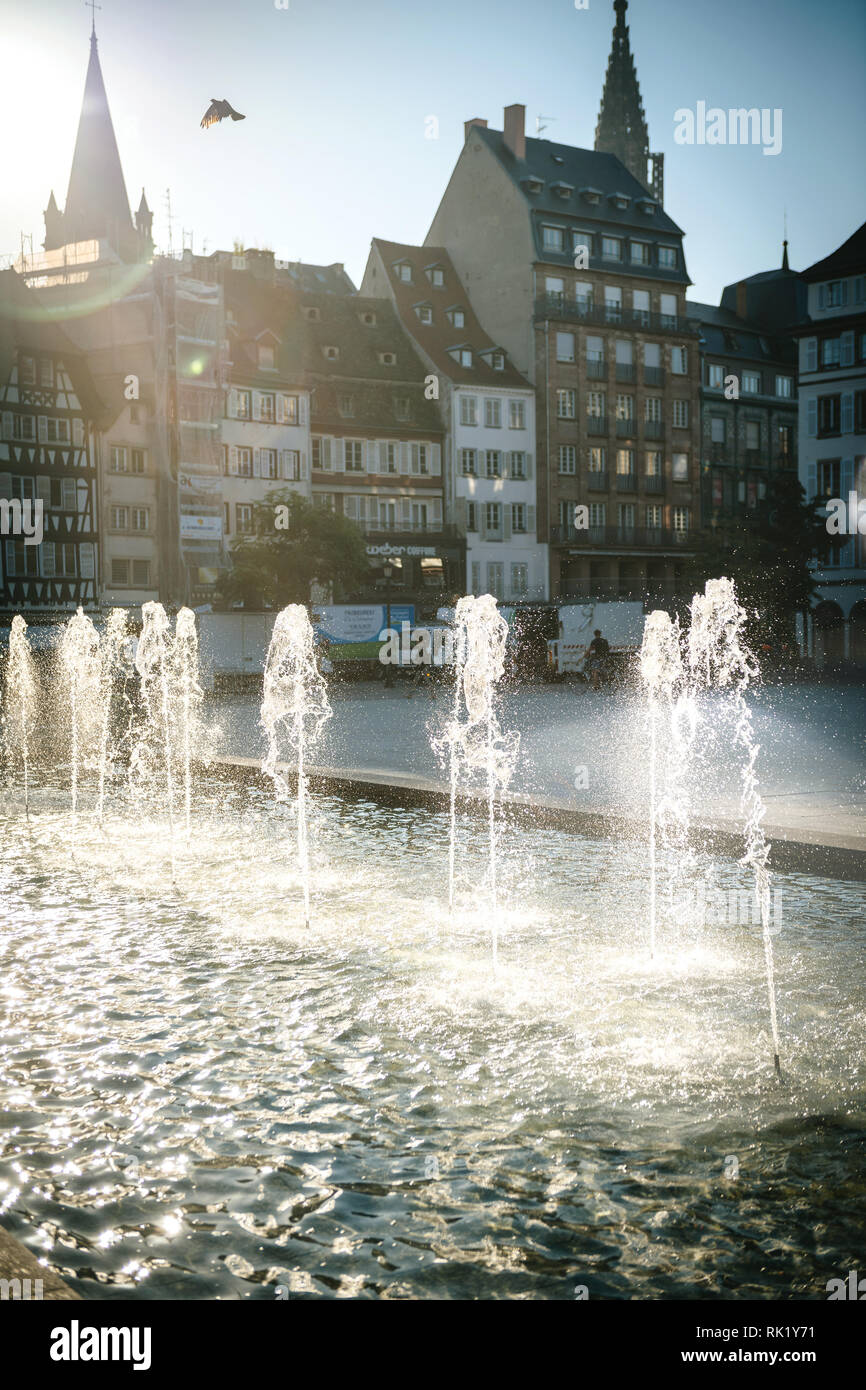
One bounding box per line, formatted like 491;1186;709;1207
434;595;518;964
132;602;178;875
173;608;203;844
58;607;101;824
96;609;132;831
639;610;685;959
261;605;332;928
1;615;39;818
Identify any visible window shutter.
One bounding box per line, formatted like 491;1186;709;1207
343;495;358;522
479;506;488;540
804;338;817;373
806;399;817;437
40;541;55;577
228;388;239;418
0;473;10;499
228;445;239;475
841;393;854;434
854;276;866;305
431;443;441;476
36;476;51;504
1;412;12;441
400;442;410;473
4;539;14;576
37;416;47;443
279;449;289;479
818;285;826;310
503;506;512;540
253;449;262;477
252;392;263;422
432;498;443;527
409;443;419;475
527;504;536;534
299;451;307;481
72;418;84;447
79;542;95;580
841;457;853;498
367;440;378;472
806;460;817;498
455;497;468;531
333;440;345;473
400;498;411;527
841;332;855;368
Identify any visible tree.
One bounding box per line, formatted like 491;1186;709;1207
686;473;839;645
218;490;370;609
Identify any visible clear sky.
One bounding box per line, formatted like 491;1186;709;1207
1;0;864;305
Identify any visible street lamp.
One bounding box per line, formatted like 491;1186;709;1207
383;561;394;689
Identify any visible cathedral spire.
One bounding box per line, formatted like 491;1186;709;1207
45;23;136;259
594;0;663;203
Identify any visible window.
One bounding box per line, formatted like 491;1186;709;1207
236;503;253;534
574;281;593;313
742;372;760;394
450;347;473;367
131;507;149;531
467;502;478;532
602;236;622;260
708;364;725;388
448;308;465;329
258;343;275;370
818;395;840;434
510;451;527;479
817;459;840;498
132;559;150;587
558;445;576;474
673;506;690;533
512;503;527;533
460;448;477;476
18;356;36;386
778;424;793;458
710;416;726;444
485;502;502;534
486;562;504;598
485;398;502;428
509;400;526;430
825;280;846;308
775;375;793;398
820;337;841;368
573;230;594;256
672;452;689;481
261;449;278;480
485;450;502;478
490;350;505;371
460;395;477;426
658;246;677;269
645;451;662;477
344;440;365;472
619;503;636;532
745;421;760;450
111;505;129;530
660;293;678;327
46;418;70;443
416;305;433;325
394;397;411;422
630;241;650;265
338;394;355;417
224;502;231;535
589;503;606;528
672;399;689;429
542;225;565;252
428;267;444;287
12;415;35;441
132;449;146;474
586;336;605;364
645;397;662;422
646;504;662;529
545;276;565;298
236;390;251;420
604;287;622;323
671;346;688;375
39;359;55;388
557;389;576;419
379;352;397;366
397;264;412;283
589;446;605;472
586;391;605;418
556;332;575;362
280;395;299;424
511;563;528;597
238;447;252;477
382;442;399;473
615;394;634;420
616;448;634;476
632;289;650;326
61;478;77;511
323;346;340;361
644;342;661;368
112;558;129;585
258;392;275;423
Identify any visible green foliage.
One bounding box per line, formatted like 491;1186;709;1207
218;491;370;609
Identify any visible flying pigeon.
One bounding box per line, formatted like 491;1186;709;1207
201;98;246;129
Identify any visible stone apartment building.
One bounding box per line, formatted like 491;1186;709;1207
424;2;701;603
361;239;546;601
795;222;866;666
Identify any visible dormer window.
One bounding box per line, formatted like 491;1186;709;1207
522;176;544;195
359;310;377;326
491;351;505;371
323;345;339;361
415;304;433;325
449;346;473;367
609;192;631;210
258;343;275;369
394;396;411;421
426;265;445;287
338;394;355;417
447;307;465;329
379;351;397;366
579;186;602;205
658;246;678;269
551;182;574;200
394;262;413;283
542;225;566;252
303;306;320;322
637;197;657;215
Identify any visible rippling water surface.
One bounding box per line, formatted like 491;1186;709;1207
1;775;864;1300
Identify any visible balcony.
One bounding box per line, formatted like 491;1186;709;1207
615;363;636;384
586;359;607;380
615;471;637;492
644;366;665;386
535;295;698;336
550;524;692;549
586;470;608;490
644;420;665;440
644;473;665;493
586;414;608;435
615;418;636;438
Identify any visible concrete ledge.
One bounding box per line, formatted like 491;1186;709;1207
211;756;866;883
0;1225;80;1300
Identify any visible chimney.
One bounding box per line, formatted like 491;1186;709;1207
503;104;526;161
464;116;488;142
736;280;748;320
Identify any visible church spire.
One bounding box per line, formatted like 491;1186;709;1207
594;0;663;203
45;23;137;259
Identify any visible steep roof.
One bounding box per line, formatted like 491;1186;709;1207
800;222;866;282
370;239;532;389
0;269;106;418
223;270;307;385
688;298;794;365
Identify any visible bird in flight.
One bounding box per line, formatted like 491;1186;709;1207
201;98;246;129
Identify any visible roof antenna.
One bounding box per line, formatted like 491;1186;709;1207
782;207;789;271
164;188;173;257
536;114;556;136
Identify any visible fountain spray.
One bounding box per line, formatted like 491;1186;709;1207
95;609;131;831
639;610;684;959
59;608;101;825
261;606;332;928
687;578;783;1082
133;602;178;879
173;608;203;845
1;615;39;819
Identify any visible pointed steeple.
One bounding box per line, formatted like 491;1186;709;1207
135;188;154;257
782;239;789;271
50;26;136;259
594;1;662;201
